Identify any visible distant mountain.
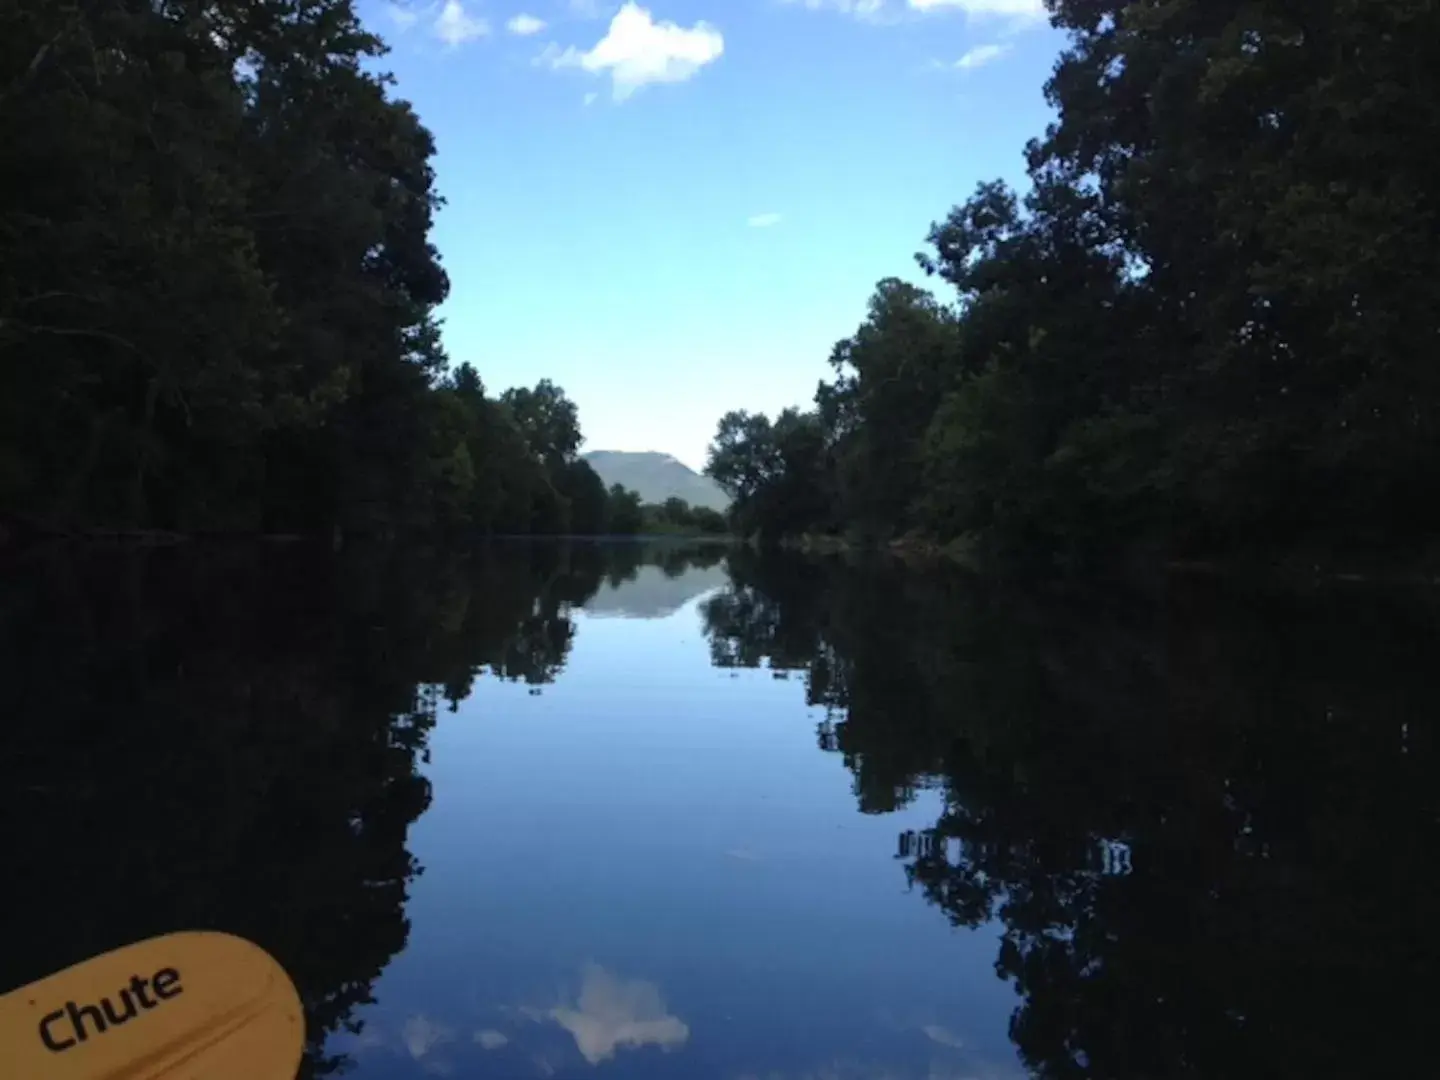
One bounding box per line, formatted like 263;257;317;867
581;564;730;619
582;451;729;511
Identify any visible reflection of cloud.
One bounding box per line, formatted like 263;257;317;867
922;1024;965;1049
475;1029;509;1050
548;963;690;1064
736;1058;1018;1080
402;1014;454;1059
742;1069;891;1080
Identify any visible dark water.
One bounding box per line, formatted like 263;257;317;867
2;542;1436;1080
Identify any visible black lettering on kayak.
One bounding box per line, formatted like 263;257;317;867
36;968;185;1053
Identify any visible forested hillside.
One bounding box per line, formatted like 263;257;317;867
706;2;1440;563
0;0;632;538
583;451;729;512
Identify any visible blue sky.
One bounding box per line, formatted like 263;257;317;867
364;0;1065;470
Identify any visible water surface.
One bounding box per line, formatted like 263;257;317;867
2;542;1435;1079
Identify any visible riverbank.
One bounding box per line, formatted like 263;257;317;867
762;529;1440;589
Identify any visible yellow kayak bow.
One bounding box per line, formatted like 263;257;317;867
0;932;304;1080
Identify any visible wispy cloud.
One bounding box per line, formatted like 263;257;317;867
583;90;599;106
474;1029;508;1050
747;213;783;229
569;0;612;17
780;0;887;21
539;2;724;101
955;42;1011;67
909;0;1045;18
783;0;1046;24
506;12;546;34
386;2;421;30
434;0;489;45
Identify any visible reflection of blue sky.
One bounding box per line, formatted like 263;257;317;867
581;564;730;620
330;567;1024;1079
337;963;688;1076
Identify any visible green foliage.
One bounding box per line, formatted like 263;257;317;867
689;506;729;534
556;459;610;536
0;0;632;542
705;408;831;541
633;495;731;537
500;379;583;470
706;1;1440;559
606;484;645;535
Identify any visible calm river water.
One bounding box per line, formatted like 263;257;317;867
2;542;1435;1079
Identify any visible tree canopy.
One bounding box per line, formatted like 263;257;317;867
706;0;1440;562
0;0;646;541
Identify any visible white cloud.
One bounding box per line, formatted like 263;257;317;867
506;12;546;34
434;0;489;45
474;1029;509;1050
747;213;783;229
908;0;1046;20
955;42;1011;67
546;964;689;1065
387;2;421;29
781;0;887;20
782;0;1046;23
541;2;724;101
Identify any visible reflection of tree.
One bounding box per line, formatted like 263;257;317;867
656;542;725;580
703;557;1440;1079
581;547;729;621
583;539;726;593
700;549;830;675
909;582;1440;1080
0;542;600;1076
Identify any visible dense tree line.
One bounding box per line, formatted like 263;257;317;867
702;550;1440;1079
638;495;729;536
0;0;651;539
707;2;1440;561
